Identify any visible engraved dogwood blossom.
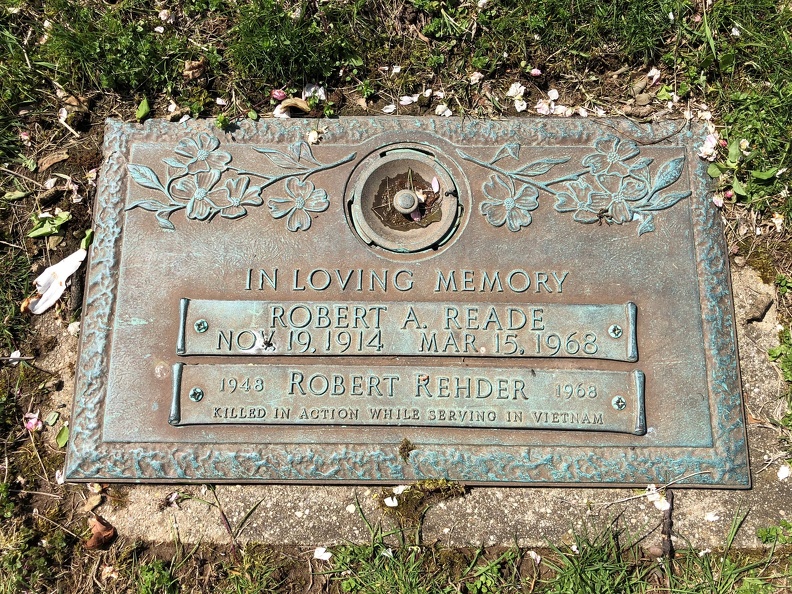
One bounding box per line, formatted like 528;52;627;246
480;173;539;232
168;132;232;174
215;177;263;219
267;178;329;232
169;170;225;220
581;135;641;177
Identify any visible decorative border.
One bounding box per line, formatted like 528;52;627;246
65;117;748;486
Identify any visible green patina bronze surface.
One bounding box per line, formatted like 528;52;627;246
65;117;748;486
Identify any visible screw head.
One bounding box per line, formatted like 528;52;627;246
189;387;204;402
611;395;626;410
608;324;623;339
194;319;208;333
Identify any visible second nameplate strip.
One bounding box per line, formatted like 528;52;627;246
170;364;646;435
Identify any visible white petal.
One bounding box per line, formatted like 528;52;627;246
302;84;326;101
382;104;397;114
469;71;484;84
653;497;671;511
778;464;791;480
431;177;440;193
215;97;228;106
67;321;81;336
273;104;291;119
594;107;606;117
704;512;720;522
381;548;394;558
154;26;164;34
528;550;541;564
392;485;409;495
345;504;356;513
577;107;588;117
313;547;332;561
547;89;559;101
383;496;398;507
29;249;87;314
178;114;191;124
55;470;65;485
399;96;415;105
435;104;452;117
506;82;525;98
391;65;401;74
514;99;527;112
432;90;445;99
423;89;433;97
307;130;320;145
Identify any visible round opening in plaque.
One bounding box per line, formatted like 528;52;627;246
348;148;459;253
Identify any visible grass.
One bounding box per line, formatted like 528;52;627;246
0;0;791;591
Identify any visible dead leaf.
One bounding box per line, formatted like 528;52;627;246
38;151;69;172
62;94;91;112
280;98;311;113
85;516;116;550
82;493;103;513
183;57;208;80
355;97;368;110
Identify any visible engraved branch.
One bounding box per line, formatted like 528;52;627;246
459;135;691;235
125;133;355;231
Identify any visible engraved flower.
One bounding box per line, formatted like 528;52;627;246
581;135;640;177
593;173;648;224
169;170;225;220
170;132;232;174
554;178;608;223
480;173;538;232
214;177;263;219
267;178;329;232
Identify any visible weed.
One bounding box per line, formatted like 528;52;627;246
542;524;651;594
138;558;178;594
220;544;285;594
0;249;30;351
777;274;792;297
769;328;792;384
757;520;792;545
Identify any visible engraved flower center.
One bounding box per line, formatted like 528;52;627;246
294;197;306;209
196;149;210;161
194;188;208;201
607;149;620;163
229;197;241;206
503;198;515;210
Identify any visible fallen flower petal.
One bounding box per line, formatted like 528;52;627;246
535;100;552;115
506;82;525;98
392;485;409;495
577;107;588;118
547;89;559;101
24;411;42;432
514;99;527;112
271;89;287;101
724;190;734;199
528;550;541;564
705;512;720;522
772;212;784;232
399;95;416;106
307;130;320;145
778;464;791;480
594;107;606;117
55;470;65;485
435;104;452;117
654;497;671;511
698;548;711;557
345;504;356;513
313;546;332;561
27;249;87;315
8;350;22;365
382;104;397;114
381;548;394;558
383;496;398;507
302;84;326;102
273;104;291;119
712;195;724;208
431;177;440;193
530;68;542;77
391;65;401;74
731;26;740;37
469;71;484;85
647;67;661;85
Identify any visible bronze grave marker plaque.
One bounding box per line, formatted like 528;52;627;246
66;117;749;486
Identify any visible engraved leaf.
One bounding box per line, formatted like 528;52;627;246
126;199;167;212
128;164;166;193
650;156;686;195
162;157;186;169
516;157;570;176
644;190;691;211
253;148;309;171
154;205;183;230
492;142;521;163
637;214;655;236
289;141;320;166
628;157;654;171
